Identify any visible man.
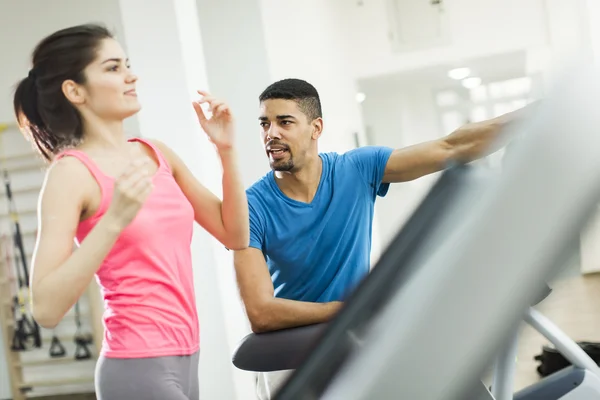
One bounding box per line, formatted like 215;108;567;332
233;78;523;398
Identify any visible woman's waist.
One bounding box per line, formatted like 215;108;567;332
103;302;199;337
101;311;200;356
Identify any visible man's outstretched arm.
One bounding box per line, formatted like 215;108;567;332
382;105;534;183
234;248;342;333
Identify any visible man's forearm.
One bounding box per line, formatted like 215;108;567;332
248;298;342;333
444;117;506;163
444;104;534;163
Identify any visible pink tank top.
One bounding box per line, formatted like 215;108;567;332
55;138;199;358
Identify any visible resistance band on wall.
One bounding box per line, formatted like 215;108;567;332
73;301;92;360
3;170;42;351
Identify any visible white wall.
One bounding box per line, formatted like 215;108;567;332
0;0;139;133
337;0;548;80
525;0;596;86
259;0;365;154
586;0;600;64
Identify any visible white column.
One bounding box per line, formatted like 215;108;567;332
117;1;243;398
585;0;600;64
193;0;274;398
579;0;600;274
526;0;594;90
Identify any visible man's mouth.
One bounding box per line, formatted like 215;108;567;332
267;146;289;160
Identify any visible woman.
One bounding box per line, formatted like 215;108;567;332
13;23;249;399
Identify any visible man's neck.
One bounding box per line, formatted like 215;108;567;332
274;155;323;204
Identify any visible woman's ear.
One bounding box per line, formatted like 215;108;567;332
62;80;86;105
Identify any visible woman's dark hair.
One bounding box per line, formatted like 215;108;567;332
13;23;113;161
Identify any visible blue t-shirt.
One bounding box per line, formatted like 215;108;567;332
246;146;393;302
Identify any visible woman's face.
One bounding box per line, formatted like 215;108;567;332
77;38;141;121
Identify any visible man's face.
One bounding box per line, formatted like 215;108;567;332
259;99;319;172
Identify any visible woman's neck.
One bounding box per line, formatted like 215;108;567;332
80;119;129;152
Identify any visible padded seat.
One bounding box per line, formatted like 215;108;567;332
232;323;327;372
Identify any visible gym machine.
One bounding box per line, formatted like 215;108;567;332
232;63;600;399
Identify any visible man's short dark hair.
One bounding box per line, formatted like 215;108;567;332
259;78;322;121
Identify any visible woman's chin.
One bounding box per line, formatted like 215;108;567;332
120;103;142;119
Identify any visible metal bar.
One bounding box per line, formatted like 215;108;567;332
525;308;600;374
491;328;521;400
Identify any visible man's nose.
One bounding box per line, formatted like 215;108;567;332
266;126;282;140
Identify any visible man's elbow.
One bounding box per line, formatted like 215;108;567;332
250;319;271;334
228;242;249;251
224;234;250;251
247;304;276;334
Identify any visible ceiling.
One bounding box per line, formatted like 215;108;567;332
358;50;528;92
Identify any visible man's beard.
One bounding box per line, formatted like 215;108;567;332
270;158;294;172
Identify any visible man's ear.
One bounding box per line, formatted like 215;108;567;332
311;117;323;140
62;79;86;105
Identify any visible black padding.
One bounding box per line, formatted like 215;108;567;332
232;323;327;372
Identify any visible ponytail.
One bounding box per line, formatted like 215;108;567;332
13;70;57;162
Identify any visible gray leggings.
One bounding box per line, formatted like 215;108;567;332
95;351;200;400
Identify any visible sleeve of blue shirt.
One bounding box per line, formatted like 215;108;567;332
248;201;265;250
346;145;394;198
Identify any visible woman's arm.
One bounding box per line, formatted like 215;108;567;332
149;92;249;250
152;140;249;250
215;147;249;249
32;156;153;328
31;158;121;328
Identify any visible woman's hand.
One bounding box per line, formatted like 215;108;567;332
192;90;235;151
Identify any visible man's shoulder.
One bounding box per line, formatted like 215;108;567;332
246;172;272;195
321;147;387;163
320;151;346;168
246;172;276;215
320;149;366;170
